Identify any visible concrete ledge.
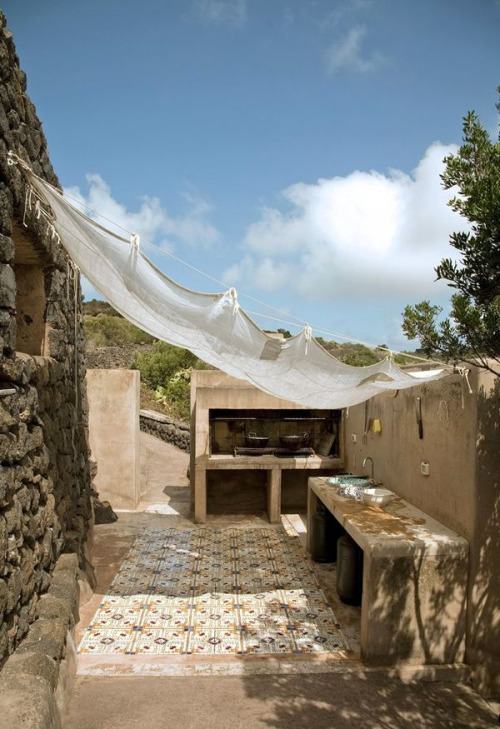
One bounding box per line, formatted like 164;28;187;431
76;651;470;682
0;552;80;728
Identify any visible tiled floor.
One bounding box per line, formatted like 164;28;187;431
78;527;351;657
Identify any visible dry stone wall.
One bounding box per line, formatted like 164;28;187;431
0;9;93;674
140;409;190;451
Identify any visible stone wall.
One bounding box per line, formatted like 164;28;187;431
0;8;93;678
140;409;190;452
85;343;154;371
0;552;80;729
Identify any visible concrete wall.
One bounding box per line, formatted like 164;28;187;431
343;373;476;538
343;365;500;698
87;369;140;510
0;11;93;673
466;368;500;699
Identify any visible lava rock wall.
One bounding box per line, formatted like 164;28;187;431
140;410;190;452
0;12;93;668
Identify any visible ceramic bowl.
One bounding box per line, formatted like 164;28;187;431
362;488;393;506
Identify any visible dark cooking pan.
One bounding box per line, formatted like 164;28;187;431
280;432;309;450
245;432;270;447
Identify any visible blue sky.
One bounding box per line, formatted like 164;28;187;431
4;0;500;350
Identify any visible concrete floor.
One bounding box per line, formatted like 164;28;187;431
66;433;498;728
66;673;497;729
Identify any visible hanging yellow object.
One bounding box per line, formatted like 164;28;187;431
372;418;382;434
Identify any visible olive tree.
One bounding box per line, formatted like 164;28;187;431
402;93;500;376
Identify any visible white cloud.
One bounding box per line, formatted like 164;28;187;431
325;25;385;74
193;0;247;26
319;0;373;31
224;143;467;303
64;174;219;251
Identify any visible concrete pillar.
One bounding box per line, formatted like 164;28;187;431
86;369;141;510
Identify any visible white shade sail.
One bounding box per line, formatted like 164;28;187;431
30;173;447;409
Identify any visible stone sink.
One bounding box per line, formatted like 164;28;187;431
326;475;371;500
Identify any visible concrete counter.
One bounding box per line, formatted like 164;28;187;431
307;478;468;558
195;455;343;524
307;477;469;667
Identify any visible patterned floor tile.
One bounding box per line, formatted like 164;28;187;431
190;605;238;630
185;628;243;655
79;629;137;654
78;527;350;657
294;626;349;653
141;603;190;629
88;606;144;630
133;628;187;654
243;628;298;654
98;594;151;608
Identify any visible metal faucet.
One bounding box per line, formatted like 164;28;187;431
362;456;374;483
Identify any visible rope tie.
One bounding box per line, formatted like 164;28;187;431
23;185;33;227
227;287;239;315
130;233;140;253
49;222;61;246
66;260;79;298
72;263;80;413
7;150;31;171
456;367;472;409
66;261;72;300
304;324;312;355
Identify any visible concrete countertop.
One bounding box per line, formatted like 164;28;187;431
204;454;344;468
308;477;469;559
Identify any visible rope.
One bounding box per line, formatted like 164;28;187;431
73;262;80;412
227;287;239;314
304;324;312;355
130;233;140;252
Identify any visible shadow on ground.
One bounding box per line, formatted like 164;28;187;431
66;672;497;729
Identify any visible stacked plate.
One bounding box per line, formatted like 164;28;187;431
326;475;370;500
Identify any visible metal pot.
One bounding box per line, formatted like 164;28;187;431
245;432;270;447
279;432;309;450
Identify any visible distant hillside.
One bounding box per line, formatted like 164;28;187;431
82;298;419;420
83;299;156;348
82;299;415;366
83;299;121;317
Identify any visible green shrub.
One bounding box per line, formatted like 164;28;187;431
84;314;155;347
83;299;121;317
335;344;380;366
163;369;192;421
151;368;194;421
132;341;200;390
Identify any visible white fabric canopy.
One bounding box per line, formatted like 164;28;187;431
30;173;448;409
